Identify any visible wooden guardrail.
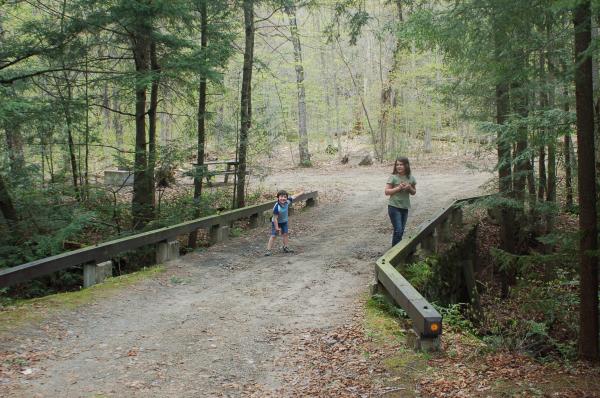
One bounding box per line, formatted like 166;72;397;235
373;195;483;349
0;191;318;289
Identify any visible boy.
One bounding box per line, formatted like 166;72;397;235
265;190;303;256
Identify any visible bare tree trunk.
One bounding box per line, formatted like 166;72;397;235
61;74;81;200
235;0;254;209
593;15;600;187
148;40;160;212
496;79;516;299
378;0;403;160
131;28;153;229
285;3;310;166
189;0;208;248
573;0;599;362
84;47;90;197
316;14;332;145
333;49;341;153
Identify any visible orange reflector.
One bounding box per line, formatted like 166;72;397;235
430;323;440;332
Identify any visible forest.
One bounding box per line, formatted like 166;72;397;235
0;0;599;389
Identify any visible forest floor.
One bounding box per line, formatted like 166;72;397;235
1;149;598;397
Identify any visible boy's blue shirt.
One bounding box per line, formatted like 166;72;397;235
273;197;293;223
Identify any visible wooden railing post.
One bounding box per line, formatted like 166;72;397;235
249;213;260;228
420;231;438;254
306;196;318;207
451;207;463;227
208;225;229;245
156;240;180;264
438;217;451;242
83;260;113;288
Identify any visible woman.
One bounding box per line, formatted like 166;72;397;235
384;157;416;246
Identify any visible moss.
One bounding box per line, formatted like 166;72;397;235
363;295;431;397
0;266;164;334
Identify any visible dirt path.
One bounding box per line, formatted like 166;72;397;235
0;162;491;397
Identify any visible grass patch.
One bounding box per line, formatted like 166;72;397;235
364;295;430;398
229;226;244;238
0;265;164;334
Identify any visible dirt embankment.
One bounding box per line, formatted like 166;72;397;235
0;160;491;397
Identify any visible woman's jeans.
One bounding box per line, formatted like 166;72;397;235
388;205;408;246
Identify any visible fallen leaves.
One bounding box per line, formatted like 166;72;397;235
260;314;399;397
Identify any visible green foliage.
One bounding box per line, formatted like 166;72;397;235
434;303;475;334
229;227;243;238
299;159;313;167
403;258;435;291
370;294;408;319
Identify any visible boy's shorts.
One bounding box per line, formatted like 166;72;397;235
271;221;288;236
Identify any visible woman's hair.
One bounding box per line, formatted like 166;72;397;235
392;157;411;176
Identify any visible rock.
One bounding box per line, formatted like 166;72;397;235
342;152;373;166
358;154;373;166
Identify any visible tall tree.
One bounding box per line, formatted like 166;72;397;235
284;1;311;166
573;0;599;362
235;0;255;209
148;39;160;209
130;15;153;229
189;0;209;248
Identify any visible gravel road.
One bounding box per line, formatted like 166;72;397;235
0;161;491;397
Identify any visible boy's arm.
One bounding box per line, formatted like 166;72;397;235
272;211;280;231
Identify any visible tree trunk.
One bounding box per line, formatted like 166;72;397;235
0;173;17;226
564;133;574;209
285;3;310;166
594;15;600;189
573;0;599;362
378;0;403;159
496;80;516;298
512;88;529;206
189;0;208;249
526;153;535;199
316;14;332;145
333;49;341;153
113;89;124;151
537;147;546;200
131;29;153;229
562;83;575;210
62;76;81;200
148;40;160;211
5;123;25;175
235;0;254;209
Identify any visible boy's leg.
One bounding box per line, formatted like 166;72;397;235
282;233;289;247
266;222;277;255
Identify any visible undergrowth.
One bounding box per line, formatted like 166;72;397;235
398;208;585;362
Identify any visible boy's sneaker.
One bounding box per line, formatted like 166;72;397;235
282;246;294;253
264;250;272;256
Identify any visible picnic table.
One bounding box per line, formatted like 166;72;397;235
191;159;240;186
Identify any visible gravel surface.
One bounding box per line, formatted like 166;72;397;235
0;161;491;397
